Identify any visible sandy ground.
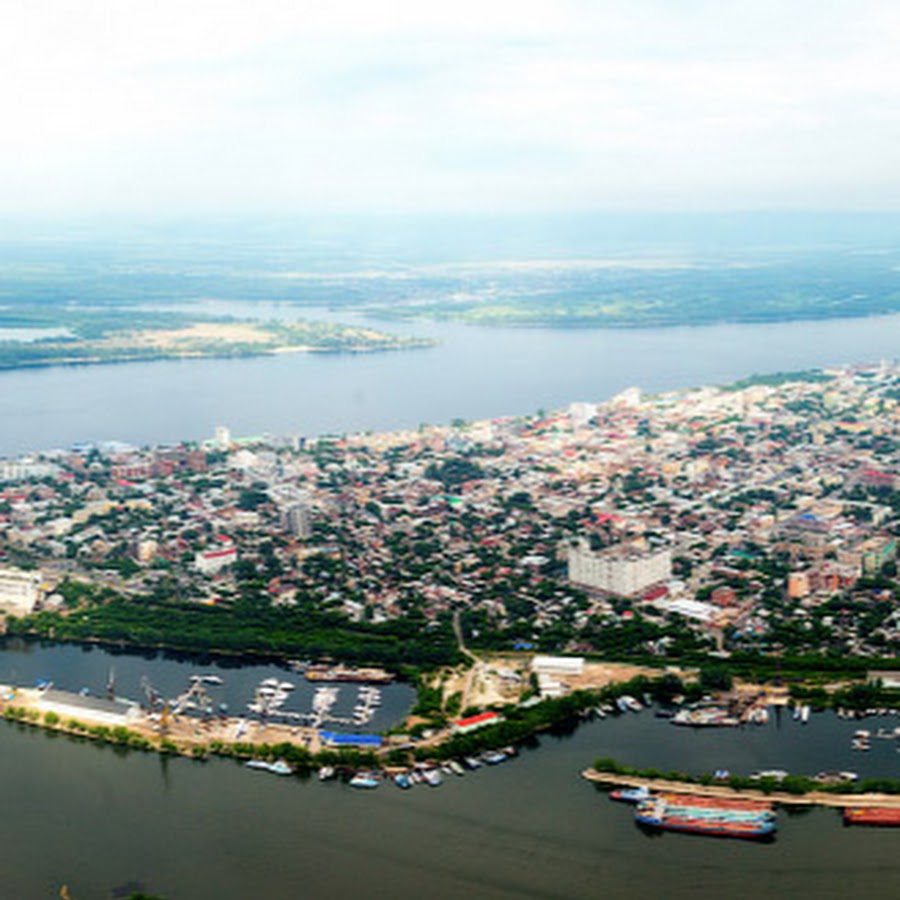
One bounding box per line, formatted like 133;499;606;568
439;656;694;713
127;323;274;348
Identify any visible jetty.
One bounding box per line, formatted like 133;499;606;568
582;768;900;810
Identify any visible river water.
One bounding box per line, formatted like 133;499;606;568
1;642;898;900
2;308;900;456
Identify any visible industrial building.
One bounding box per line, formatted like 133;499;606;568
35;689;141;727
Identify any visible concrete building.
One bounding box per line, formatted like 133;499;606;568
860;536;896;576
0;566;42;615
286;501;312;539
567;540;672;597
214;425;231;450
195;542;237;575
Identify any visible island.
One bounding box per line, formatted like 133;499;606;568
0;307;432;371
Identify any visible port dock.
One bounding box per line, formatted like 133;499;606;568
582;768;900;810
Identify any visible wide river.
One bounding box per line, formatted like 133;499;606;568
2;308;900;456
1;641;898;900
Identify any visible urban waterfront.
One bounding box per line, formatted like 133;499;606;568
1;645;899;900
4;316;900;898
2;309;900;456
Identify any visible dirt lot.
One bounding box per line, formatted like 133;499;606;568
128;322;274;348
438;656;696;712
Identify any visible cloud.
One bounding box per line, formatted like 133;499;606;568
1;1;899;214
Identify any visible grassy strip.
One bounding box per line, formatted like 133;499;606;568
591;757;900;797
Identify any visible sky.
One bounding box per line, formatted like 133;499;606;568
2;0;900;217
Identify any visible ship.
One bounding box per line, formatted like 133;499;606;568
634;795;777;840
843;806;900;826
349;771;380;789
670;707;740;728
610;786;651;804
305;664;394;684
244;759;293;776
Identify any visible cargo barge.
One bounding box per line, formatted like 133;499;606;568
634;795;777;841
843;806;900;827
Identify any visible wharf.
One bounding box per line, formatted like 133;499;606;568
582;768;900;810
1;685;322;757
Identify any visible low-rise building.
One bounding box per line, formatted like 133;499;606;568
0;566;42;615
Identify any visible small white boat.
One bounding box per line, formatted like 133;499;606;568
349;772;380;789
245;759;293;775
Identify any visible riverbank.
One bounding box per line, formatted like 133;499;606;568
582;767;900;810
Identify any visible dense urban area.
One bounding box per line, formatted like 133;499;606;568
1;363;899;693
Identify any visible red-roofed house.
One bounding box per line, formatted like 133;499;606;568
452;711;502;734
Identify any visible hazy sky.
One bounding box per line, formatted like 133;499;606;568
3;0;900;216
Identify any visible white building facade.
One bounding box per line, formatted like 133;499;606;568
567;541;671;597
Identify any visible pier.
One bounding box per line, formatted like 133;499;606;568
582;768;900;810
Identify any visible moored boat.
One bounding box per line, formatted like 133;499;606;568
244;759;293;775
349;771;380;789
843;806;900;826
635;796;777;840
305;664;394;684
481;750;507;765
610;786;651;804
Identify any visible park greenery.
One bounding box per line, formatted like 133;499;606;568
6;597;461;669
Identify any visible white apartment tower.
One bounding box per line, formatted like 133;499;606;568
567;540;671;597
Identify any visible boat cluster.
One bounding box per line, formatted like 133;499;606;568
246;678;296;716
330;747;518;790
850;725;900;751
836;707;900;719
352;686;381;727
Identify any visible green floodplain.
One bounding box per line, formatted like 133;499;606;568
0;306;431;370
3;218;900;371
